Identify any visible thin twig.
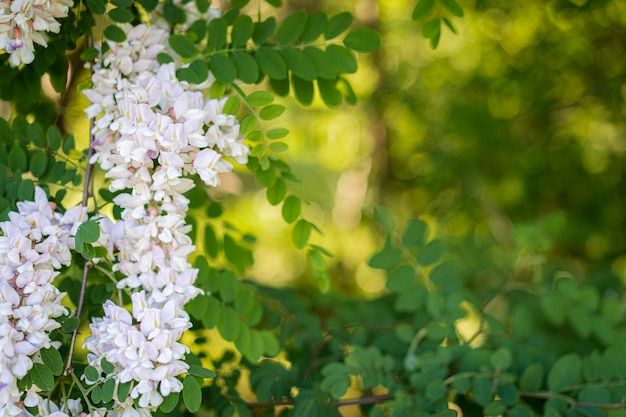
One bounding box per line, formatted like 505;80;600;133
64;39;96;374
519;391;626;409
246;394;394;409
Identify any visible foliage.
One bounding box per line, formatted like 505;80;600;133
1;0;625;417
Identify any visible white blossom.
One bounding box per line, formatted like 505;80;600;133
0;187;87;414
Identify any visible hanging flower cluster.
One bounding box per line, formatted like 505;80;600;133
0;187;87;416
0;0;72;66
81;22;249;415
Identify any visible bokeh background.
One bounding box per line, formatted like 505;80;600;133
216;0;626;300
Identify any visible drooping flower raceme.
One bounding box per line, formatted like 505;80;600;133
81;22;249;415
0;0;73;66
0;187;87;416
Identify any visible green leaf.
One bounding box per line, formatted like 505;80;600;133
207;18;227;50
80;47;100;61
62;134;75;155
269;141;289;152
402;219;428;248
234;286;256;315
223;96;240;115
292;219;312;249
61;316;80;332
231;51;259;83
40;348;64;376
422;18;441;48
231;15;253;47
246;91;274;107
255;46;288;80
17;180;34;202
104;25;127;42
102;378;115;403
189;20;207;43
490;347;512;371
253;17;276;45
138;0;156;10
202;296;221;328
157;53;174;64
117;382;131;401
318;78;342;107
187;293;209;319
176;59;209;84
182;375;202;412
417;239;445;266
259;104;286;120
188;364;216;379
270;77;290;96
31;363;54;391
217;306;241;342
282;195;301;223
321;374;350;399
440;0;464;17
8;145;27;173
483;401;506;417
426;380;447;400
510;405;534;417
27;122;45;148
395;284;428;311
169;34;196;58
325;12;353;39
86;0;106;14
210;54;236;84
101;358;114;375
280;48;316;81
276;10;307;45
267;178;287;205
386;265;416;292
368;240;403;270
547;353;581;391
472;376;493;407
301;12;327;42
29;150;48;178
91;385;102;404
443;17;457;34
110;0;132;6
77;221;100;244
108;7;134;23
292;76;314;106
412;0;435;21
160;392;179;413
343;28;381;53
267;127;289;139
303;47;337;80
326;45;357;74
540;295;565;325
46;126;62;151
260;330;280;356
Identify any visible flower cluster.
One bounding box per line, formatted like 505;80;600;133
0;0;72;66
0;187;87;416
81;22;249;415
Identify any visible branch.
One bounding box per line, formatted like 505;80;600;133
246;394;394;409
520;391;626;409
64;37;96;374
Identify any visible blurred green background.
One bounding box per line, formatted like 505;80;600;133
217;0;626;298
